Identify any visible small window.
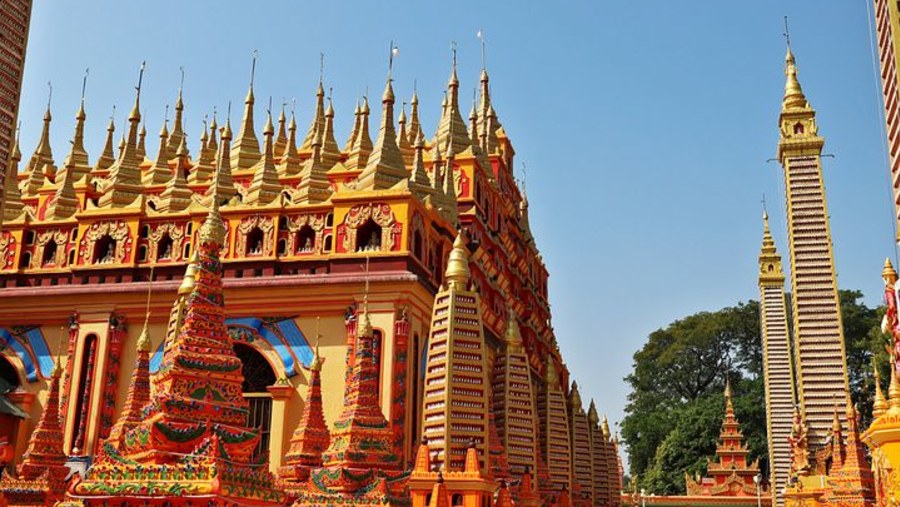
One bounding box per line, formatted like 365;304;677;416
157;234;174;260
183;243;191;259
277;238;287;256
323;234;333;252
68;249;75;266
140;225;150;239
137;245;148;262
793;122;804;135
71;228;79;241
246;228;264;256
94;235;117;264
42;242;57;266
296;226;315;253
186;222;193;235
356;220;382;252
24;230;34;245
326;213;334;227
19;252;30;269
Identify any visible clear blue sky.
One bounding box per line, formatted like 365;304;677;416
17;1;896;454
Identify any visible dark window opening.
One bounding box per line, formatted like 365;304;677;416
157;234;174;260
296;226;315;253
323;234;333;253
356;220;382;252
246;228;264;256
94;235;116;264
234;343;275;462
42;242;57;266
413;230;423;260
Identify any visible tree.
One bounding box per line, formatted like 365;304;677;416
621;291;883;494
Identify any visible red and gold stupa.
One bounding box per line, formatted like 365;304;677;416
62;169;285;505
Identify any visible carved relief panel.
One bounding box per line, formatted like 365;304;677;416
335;203;403;254
78;221;132;266
285;213;327;255
236;215;275;258
35;229;70;268
148;222;187;263
0;232;17;271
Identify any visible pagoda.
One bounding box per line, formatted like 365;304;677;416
289;297;408;506
64;175;285;505
0;360;68;507
279;337;330;495
685;382;764;497
567;382;593;506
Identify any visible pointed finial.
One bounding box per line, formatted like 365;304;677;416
445;230;471;288
46;80;52;111
884;258;898;283
80;68;89;103
783;16;791;51
451;41;458;70
319;52;325;85
477;29;486;70
250;49;258;88
179;66;185;94
388;41;399;80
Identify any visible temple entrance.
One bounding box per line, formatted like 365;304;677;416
233;343;276;462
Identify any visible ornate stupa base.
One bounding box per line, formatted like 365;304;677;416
290;466;410;507
0;469;67;507
65;438;285;506
783;476;829;507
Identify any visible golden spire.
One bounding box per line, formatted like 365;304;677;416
205;106;237;204
397;102;414;168
320;93;342;167
505;308;523;347
144;115;172;185
189;118;214;185
358;69;407;190
435;47;472;153
602;415;611;440
874;360;888;419
25;87;56;181
101;62;145;208
344;99;361;152
274;101;287;156
546;356;560;389
345;96;372;171
93;111;117;174
588;400;600;427
178;249;200;295
246;105;281;206
45;148;78;220
165;69;186;155
301;79;326;151
295;124;332;204
231;52;262;172
759;210;784;281
570;381;583;412
278;109;302;176
409;130;433;195
408;88;421;145
207;113;219;159
137;122;148;162
444;230;470;289
69;68;90;172
783;45;808;111
158;135;193;213
3;127;25;221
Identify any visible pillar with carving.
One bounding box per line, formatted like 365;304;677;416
391;308;410;466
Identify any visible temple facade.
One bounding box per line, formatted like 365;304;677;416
0;40;621;504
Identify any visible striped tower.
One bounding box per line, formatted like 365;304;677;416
420;231;491;472
492;309;539;480
588;402;610;507
776;43;850;448
758;211;795;507
873;0;900;237
568;382;594;506
539;357;573;493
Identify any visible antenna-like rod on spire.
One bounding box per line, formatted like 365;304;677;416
319;52;325;84
250;50;258;88
783;16;791;49
388;41;399;80
761;193;768;216
46;81;52;109
291;98;296;115
164;104;170;124
81;68;89;102
136;61;146;96
413;79;417;94
179;66;185;94
268;96;273;116
477;29;486;70
451;41;458;70
328;87;333;103
226;100;232;123
521;162;528;194
363;255;371;313
110;105;116;124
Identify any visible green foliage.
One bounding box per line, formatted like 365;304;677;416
621;291;883;494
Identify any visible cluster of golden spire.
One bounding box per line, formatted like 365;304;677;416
6;50;511;225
